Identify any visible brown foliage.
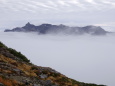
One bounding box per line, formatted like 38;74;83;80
0;76;18;86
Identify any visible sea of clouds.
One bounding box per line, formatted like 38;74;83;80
0;32;115;86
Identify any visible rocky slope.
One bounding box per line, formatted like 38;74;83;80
0;42;106;86
4;22;107;35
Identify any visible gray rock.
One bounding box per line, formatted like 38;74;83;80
0;83;4;86
33;84;42;86
41;80;52;86
45;80;52;85
39;74;48;79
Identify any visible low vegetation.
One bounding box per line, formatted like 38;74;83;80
0;41;106;86
0;76;19;86
0;42;30;63
7;48;30;63
0;42;7;48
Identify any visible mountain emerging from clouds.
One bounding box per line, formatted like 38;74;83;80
4;22;107;35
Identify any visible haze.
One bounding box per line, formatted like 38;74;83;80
0;32;115;86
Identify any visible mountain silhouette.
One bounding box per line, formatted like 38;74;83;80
4;22;107;35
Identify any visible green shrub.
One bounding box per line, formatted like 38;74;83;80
71;79;79;85
79;82;106;86
50;72;60;77
31;66;38;70
0;42;30;63
0;42;7;48
71;79;106;86
57;77;70;83
42;70;48;74
7;48;30;63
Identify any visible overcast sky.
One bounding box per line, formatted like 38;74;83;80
0;0;115;31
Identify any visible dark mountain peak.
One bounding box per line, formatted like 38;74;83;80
41;23;52;26
26;22;31;25
40;23;52;27
81;25;106;35
83;25;98;28
59;24;66;26
23;22;35;27
25;22;33;26
20;22;36;31
59;24;68;28
4;23;108;35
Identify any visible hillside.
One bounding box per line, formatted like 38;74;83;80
0;42;106;86
4;23;107;35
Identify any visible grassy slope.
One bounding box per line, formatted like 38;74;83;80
0;42;106;86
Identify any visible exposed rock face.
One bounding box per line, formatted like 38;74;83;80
0;42;106;86
0;83;4;86
4;23;107;35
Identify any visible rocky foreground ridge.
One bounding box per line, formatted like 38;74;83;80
4;22;107;35
0;42;106;86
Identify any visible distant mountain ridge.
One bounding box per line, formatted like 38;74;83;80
4;22;107;35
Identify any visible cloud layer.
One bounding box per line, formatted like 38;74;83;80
0;32;115;86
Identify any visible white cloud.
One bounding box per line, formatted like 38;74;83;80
94;22;115;31
94;22;115;27
103;1;115;7
86;0;97;4
47;0;58;7
0;0;115;12
0;32;115;86
57;0;69;6
66;0;85;9
30;1;58;11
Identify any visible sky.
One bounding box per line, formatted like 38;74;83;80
0;32;115;86
0;0;115;31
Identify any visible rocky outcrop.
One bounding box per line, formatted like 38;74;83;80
0;42;106;86
4;22;107;35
